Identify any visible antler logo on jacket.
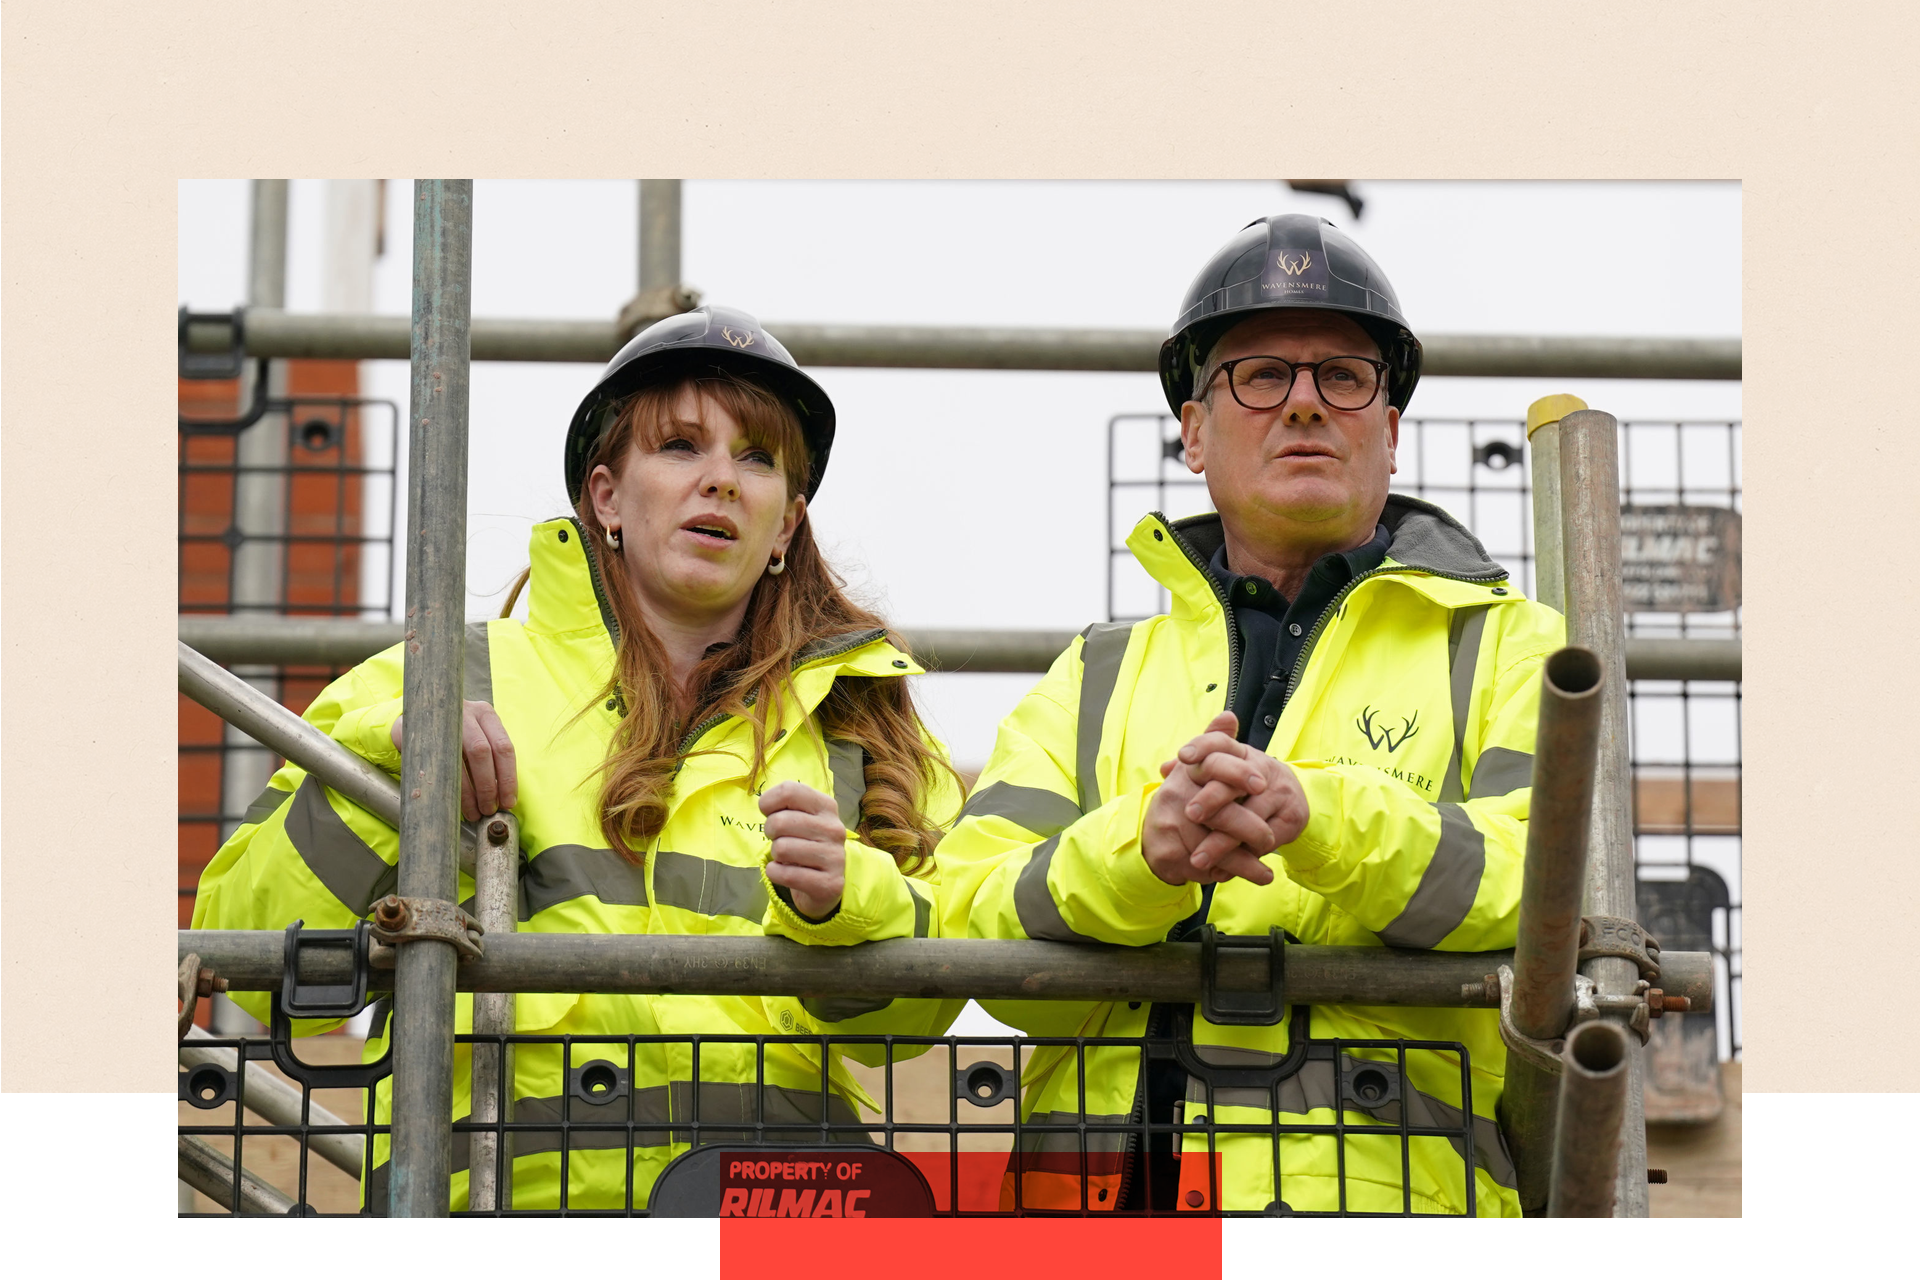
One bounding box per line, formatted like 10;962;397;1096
1356;706;1419;753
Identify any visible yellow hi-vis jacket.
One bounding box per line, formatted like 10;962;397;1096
192;517;964;1212
937;497;1564;1217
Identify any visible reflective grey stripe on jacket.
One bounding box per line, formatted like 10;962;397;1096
1016;1109;1135;1157
1468;746;1533;799
824;738;865;829
520;844;648;918
465;620;493;706
1075;623;1136;813
957;781;1081;838
241;783;295;828
282;776;397;917
1010;623;1132;943
1179;1043;1517;1191
651;850;768;922
1015;834;1098;944
1435;605;1491;805
1377;604;1498;950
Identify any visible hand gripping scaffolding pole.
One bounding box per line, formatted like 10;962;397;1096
388;179;474;1218
177;640;486;873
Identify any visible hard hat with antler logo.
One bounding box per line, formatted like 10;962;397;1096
1159;214;1422;415
564;305;836;503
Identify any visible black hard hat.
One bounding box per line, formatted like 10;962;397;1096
563;305;836;503
1158;214;1422;415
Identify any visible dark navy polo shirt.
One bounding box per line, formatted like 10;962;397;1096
1209;523;1391;752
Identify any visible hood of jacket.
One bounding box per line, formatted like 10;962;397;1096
1134;494;1511;619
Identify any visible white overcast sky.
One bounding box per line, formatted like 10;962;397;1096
177;179;1741;768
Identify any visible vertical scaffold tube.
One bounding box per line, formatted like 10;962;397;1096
1548;1020;1631;1216
639;179;682;296
1524;394;1585;614
467;813;519;1213
388;179;473;1218
1557;407;1648;1218
1499;646;1605;1212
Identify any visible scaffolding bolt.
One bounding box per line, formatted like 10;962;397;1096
1647;1168;1668;1184
194;968;228;998
1645;989;1690;1018
487;819;509;842
373;895;411;931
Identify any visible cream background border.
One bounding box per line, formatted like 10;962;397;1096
2;1;1911;1093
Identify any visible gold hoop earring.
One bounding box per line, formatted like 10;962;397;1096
767;553;786;577
604;526;622;553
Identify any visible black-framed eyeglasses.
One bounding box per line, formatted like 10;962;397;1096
1200;355;1391;413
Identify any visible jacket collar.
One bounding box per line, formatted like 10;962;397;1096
523;518;621;639
520;516;922;689
1132;494;1510;618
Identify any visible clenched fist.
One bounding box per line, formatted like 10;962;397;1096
759;780;848;921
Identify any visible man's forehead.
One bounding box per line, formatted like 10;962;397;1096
1214;311;1380;360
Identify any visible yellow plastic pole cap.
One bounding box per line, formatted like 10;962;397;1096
1526;394;1588;439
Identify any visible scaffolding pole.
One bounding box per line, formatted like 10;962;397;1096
1553;407;1649;1218
179;1136;297;1216
387;179;473;1218
465;813;519;1212
178;928;1713;1011
1498;647;1606;1212
1549;1020;1633;1216
180;1028;364;1179
187;309;1741;379
178;615;1742;683
178;638;482;869
640;179;681;297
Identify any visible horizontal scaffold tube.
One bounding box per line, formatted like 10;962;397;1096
181;1028;364;1178
179;931;1713;1012
179;639;480;869
178;616;1741;683
186;310;1742;379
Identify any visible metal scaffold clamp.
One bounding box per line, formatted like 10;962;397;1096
1578;915;1662;983
369;894;485;962
1494;964;1585;1074
176;951;228;1039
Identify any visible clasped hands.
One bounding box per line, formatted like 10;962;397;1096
1141;711;1309;887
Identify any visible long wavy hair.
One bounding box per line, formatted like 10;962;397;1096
571;371;959;871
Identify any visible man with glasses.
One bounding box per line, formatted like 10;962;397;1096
938;214;1565;1216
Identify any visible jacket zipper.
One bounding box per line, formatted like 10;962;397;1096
1112;1045;1152;1212
1278;562;1507;711
672;627;889;757
1150;511;1242;712
1153;513;1506;723
1139;517;1505;1205
567;516;622;651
